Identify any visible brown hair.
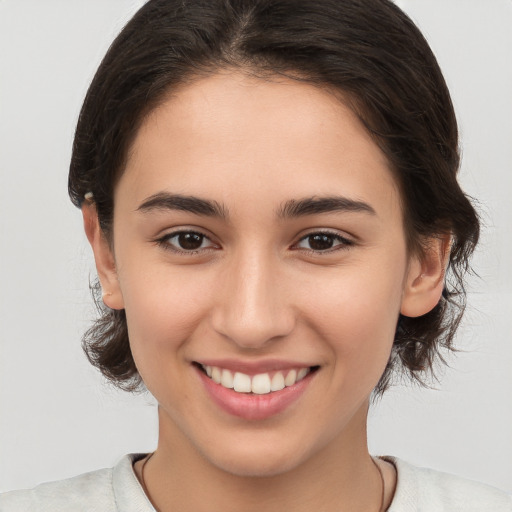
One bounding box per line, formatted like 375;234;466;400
68;0;479;395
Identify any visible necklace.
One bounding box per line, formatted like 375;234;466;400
140;452;385;512
140;452;160;512
372;457;386;512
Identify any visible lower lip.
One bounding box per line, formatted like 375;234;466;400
196;367;315;421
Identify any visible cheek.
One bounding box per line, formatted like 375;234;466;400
118;264;213;372
300;258;405;375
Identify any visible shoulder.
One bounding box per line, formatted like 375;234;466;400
387;457;512;512
0;467;114;512
0;454;152;512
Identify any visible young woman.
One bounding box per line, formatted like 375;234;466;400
1;0;510;510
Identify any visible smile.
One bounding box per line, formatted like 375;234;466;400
200;364;311;394
196;362;318;420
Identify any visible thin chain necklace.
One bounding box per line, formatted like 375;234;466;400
372;457;386;512
140;452;160;512
140;453;386;512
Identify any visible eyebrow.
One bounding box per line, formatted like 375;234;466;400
136;192;228;218
136;192;376;220
277;196;376;218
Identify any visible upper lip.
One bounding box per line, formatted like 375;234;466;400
193;359;316;375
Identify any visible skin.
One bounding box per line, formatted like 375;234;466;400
83;71;448;512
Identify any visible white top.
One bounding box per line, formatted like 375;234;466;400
1;454;511;511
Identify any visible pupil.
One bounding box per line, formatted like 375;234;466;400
309;234;333;250
178;233;203;250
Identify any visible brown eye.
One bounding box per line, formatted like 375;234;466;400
160;231;215;252
308;234;335;250
296;232;353;252
177;232;204;250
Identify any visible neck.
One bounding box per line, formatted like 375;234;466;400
139;403;385;512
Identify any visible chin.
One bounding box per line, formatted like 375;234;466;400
201;439;310;478
214;454;303;478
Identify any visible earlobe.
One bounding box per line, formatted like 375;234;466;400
400;235;451;318
82;203;125;310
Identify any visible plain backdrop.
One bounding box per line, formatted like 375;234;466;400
1;0;511;493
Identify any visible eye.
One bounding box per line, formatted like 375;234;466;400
295;232;353;252
157;230;217;253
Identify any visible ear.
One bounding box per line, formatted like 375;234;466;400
82;203;124;310
400;235;451;318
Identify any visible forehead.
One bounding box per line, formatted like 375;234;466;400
119;71;400;220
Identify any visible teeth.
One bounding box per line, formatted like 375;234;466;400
221;369;234;388
252;373;271;394
297;368;308;381
233;372;252;393
202;365;311;394
270;372;285;391
284;369;297;386
211;367;222;384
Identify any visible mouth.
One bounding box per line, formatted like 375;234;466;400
195;362;319;395
194;361;319;420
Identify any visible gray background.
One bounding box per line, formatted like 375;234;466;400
1;0;511;493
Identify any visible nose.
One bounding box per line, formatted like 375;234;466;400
210;251;296;349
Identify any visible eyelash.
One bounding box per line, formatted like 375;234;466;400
155;230;354;255
155;230;218;255
293;231;354;254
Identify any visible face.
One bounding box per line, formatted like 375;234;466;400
87;71;442;477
